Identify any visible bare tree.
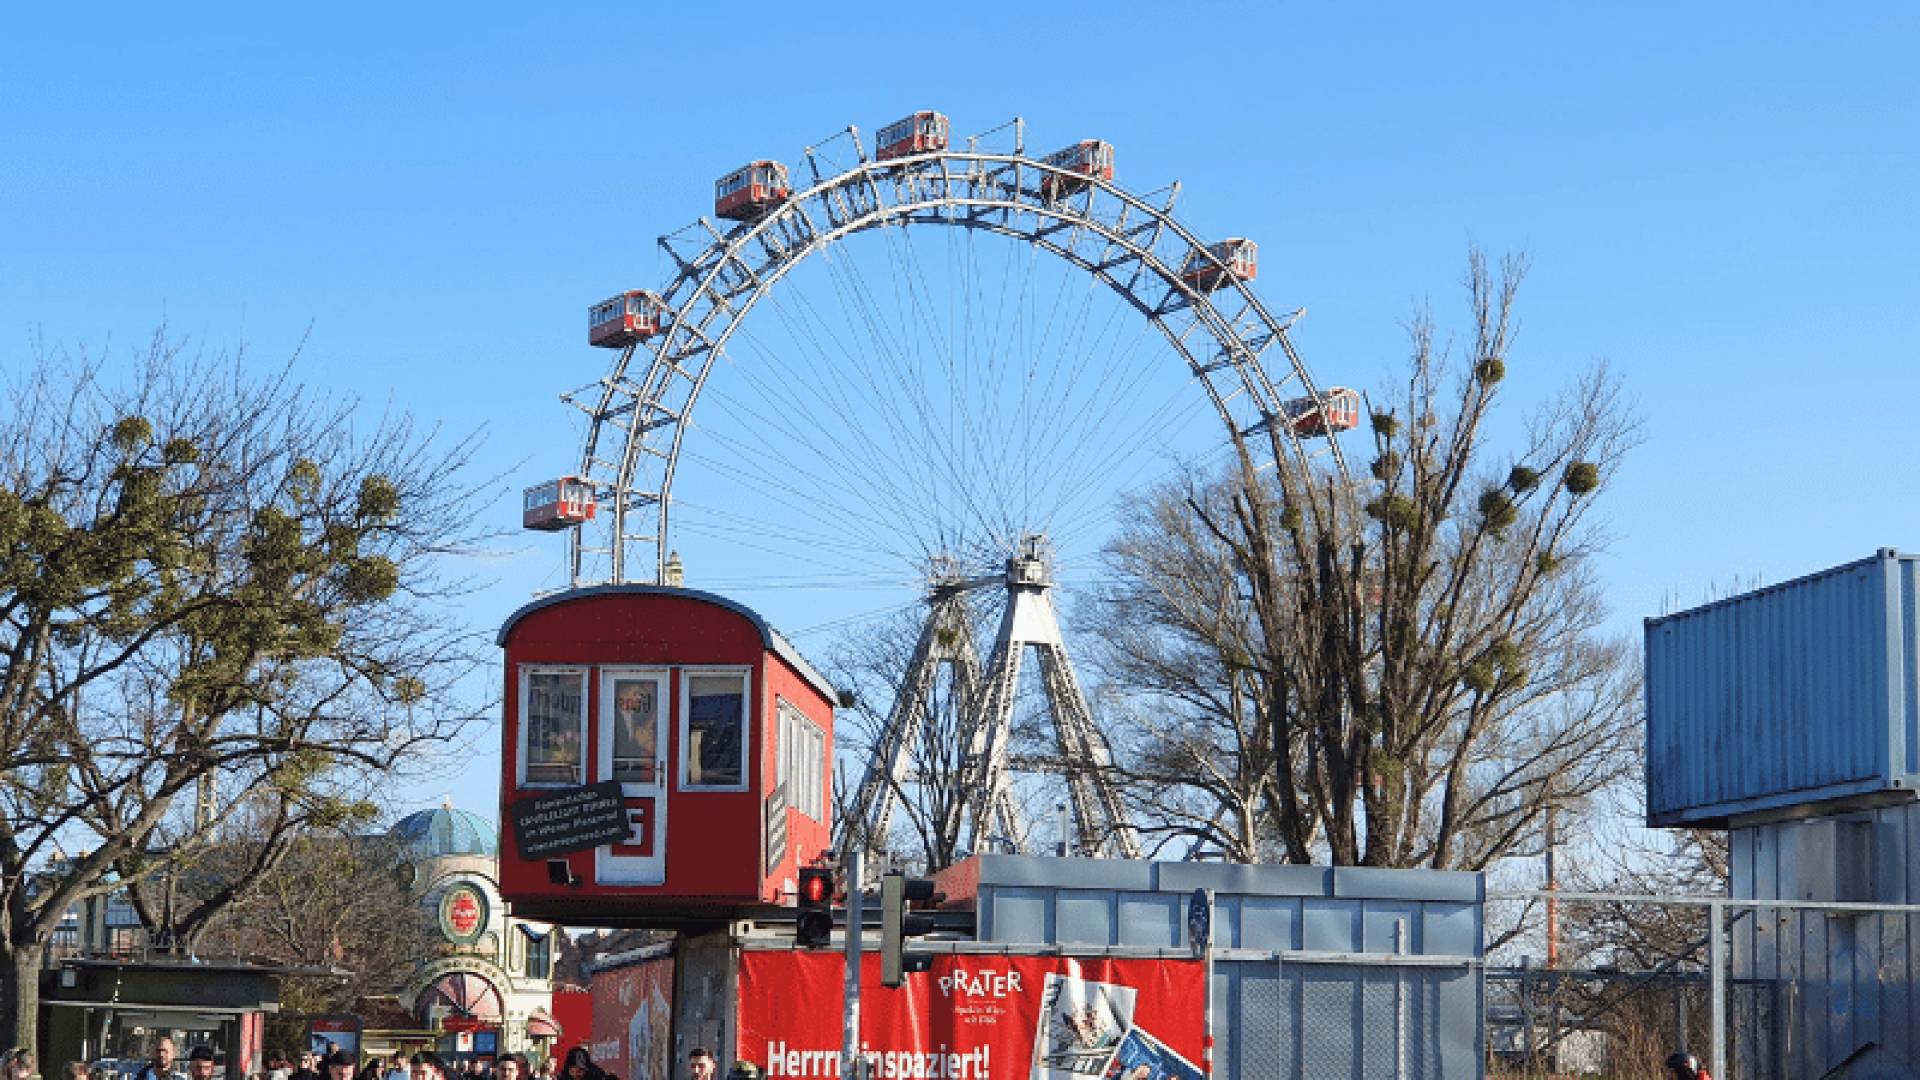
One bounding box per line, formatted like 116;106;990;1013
189;817;439;1015
1090;251;1641;869
830;600;993;873
0;333;489;1048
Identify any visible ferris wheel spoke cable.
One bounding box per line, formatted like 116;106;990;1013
886;221;1052;546
788;597;927;640
672;484;927;568
692;349;946;544
672;516;922;583
1035;352;1211;538
727;283;962;540
714;276;1006;568
812;243;1013;550
673;452;932;574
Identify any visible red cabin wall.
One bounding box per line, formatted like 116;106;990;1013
759;650;836;898
497;589;834;924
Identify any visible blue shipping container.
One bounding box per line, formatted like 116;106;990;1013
1644;549;1920;826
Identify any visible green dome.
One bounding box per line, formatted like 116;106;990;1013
390;807;498;859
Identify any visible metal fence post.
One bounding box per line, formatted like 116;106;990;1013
1709;898;1726;1080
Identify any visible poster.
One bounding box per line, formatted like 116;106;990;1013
737;953;1204;1080
306;1015;362;1059
592;955;675;1080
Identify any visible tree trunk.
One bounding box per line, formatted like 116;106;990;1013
0;939;42;1060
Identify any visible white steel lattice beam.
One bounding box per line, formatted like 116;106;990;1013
564;142;1354;588
840;563;983;871
962;535;1140;859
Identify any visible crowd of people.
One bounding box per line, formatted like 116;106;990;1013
3;1041;773;1080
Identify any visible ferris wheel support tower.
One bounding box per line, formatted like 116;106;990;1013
842;537;1142;870
965;535;1141;861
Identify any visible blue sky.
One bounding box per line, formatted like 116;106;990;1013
5;4;1918;829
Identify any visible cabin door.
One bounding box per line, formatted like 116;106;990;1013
596;668;668;884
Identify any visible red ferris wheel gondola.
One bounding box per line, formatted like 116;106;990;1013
588;290;666;349
1180;239;1257;292
714;161;792;222
523;477;597;532
875;111;950;161
1282;387;1361;438
1038;140;1114;199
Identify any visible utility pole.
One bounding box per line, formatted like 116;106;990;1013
842;849;864;1080
1545;797;1559;968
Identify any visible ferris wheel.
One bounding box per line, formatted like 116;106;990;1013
523;112;1360;861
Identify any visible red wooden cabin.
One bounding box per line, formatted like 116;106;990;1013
496;587;837;926
875;111;950;161
588;290;666;349
1282;387;1361;437
522;477;597;531
1180;238;1258;291
1038;140;1114;199
714;161;792;221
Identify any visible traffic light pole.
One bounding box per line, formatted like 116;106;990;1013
842;848;864;1080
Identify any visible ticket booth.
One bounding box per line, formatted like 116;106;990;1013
496;586;837;927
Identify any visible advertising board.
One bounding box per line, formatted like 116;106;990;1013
738;953;1205;1080
592;956;676;1080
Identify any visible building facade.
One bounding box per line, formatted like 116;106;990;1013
391;807;566;1062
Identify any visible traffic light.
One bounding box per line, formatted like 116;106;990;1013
796;866;834;947
880;871;936;987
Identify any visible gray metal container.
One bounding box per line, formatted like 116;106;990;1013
968;855;1485;1080
1645;549;1920;827
1731;804;1920;1077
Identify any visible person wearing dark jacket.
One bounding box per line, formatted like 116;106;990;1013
559;1048;615;1080
134;1041;177;1080
409;1054;449;1080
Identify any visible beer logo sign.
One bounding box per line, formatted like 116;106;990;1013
439;883;489;945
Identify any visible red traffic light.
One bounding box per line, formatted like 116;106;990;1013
799;866;833;908
796;866;835;948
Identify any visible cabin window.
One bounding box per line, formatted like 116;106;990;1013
520;926;552;980
520;667;586;787
681;669;748;790
777;698;826;821
603;671;663;787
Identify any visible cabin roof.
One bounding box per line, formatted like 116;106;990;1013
495;584;837;701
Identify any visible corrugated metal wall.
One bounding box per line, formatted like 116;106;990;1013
1645;550;1920;826
1732;804;1920;1077
968;857;1484;1080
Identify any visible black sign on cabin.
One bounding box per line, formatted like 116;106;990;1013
510;781;631;858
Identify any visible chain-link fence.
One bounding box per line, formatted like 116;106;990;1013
1484;891;1920;1079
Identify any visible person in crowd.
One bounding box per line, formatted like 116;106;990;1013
531;1060;555;1080
558;1049;611;1080
63;1061;89;1080
1664;1051;1709;1080
265;1052;290;1080
185;1048;216;1080
380;1058;406;1080
318;1052;354;1080
496;1055;529;1080
136;1039;178;1080
409;1053;448;1080
290;1052;320;1080
684;1050;714;1080
2;1048;35;1080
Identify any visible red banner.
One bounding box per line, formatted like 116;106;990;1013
591;955;676;1080
739;953;1206;1080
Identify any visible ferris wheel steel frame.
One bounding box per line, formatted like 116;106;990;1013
566;121;1353;588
